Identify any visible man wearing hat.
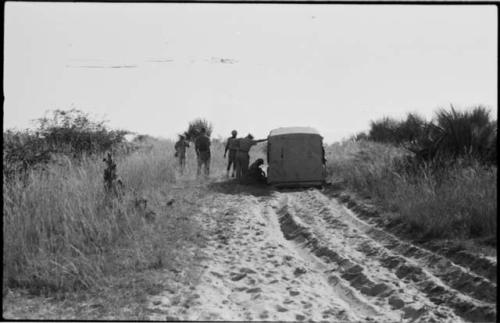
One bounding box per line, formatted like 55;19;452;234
235;134;267;180
224;130;239;178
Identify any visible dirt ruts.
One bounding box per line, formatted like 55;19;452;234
146;185;496;322
329;189;497;283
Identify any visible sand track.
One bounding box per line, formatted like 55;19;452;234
147;186;496;322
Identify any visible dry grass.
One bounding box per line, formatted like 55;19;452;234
326;140;497;241
3;138;232;318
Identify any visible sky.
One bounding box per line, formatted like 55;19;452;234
3;3;498;144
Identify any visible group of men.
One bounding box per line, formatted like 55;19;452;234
224;130;267;182
174;127;211;177
174;128;267;183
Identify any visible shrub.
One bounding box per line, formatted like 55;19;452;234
432;106;496;163
368;117;400;143
395;113;427;143
366;106;497;166
3;130;52;179
4;109;132;180
353;131;369;141
36;109;130;157
185;118;213;141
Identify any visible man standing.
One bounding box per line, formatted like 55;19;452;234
194;127;211;178
235;134;267;180
174;134;190;174
224;130;239;178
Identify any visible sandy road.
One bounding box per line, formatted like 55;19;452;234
147;184;496;322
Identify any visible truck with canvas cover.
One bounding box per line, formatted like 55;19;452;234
267;127;326;187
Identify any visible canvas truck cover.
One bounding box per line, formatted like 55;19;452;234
267;127;326;187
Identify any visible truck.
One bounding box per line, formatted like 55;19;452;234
267;127;326;188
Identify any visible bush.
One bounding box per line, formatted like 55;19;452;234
3;130;52;179
395;113;427;143
185;118;213;141
432;106;496;163
366;106;497;166
368;117;400;143
36;109;130;157
4;109;131;180
352;131;369;141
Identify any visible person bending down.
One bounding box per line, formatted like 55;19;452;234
246;158;267;184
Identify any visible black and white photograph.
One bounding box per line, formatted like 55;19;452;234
3;1;497;321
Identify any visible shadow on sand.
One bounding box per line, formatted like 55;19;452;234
208;179;333;197
208;179;275;197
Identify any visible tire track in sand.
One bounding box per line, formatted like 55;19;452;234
148;191;399;321
276;189;495;323
146;187;495;322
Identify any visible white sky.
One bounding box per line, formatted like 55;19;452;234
4;2;497;143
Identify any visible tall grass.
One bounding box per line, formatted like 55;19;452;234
3;132;252;299
2;139;206;296
326;140;497;240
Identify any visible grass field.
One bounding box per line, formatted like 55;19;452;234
3;139;199;316
325;139;497;242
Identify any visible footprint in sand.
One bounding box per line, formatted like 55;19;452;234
210;271;224;279
303;302;313;309
240;267;257;274
294;267;307;276
230;272;247;281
